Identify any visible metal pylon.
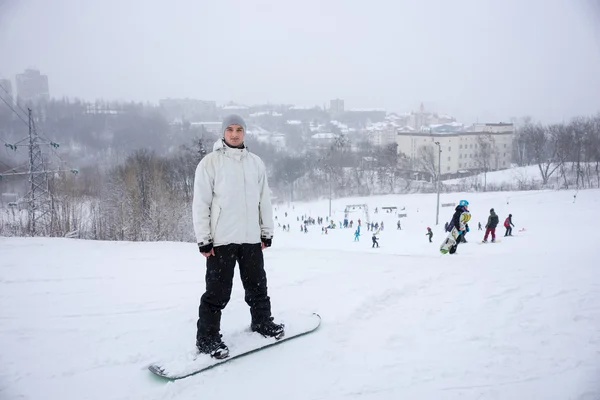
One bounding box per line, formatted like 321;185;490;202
25;108;53;236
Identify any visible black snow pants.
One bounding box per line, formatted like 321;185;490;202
504;226;512;236
196;243;272;339
449;232;463;254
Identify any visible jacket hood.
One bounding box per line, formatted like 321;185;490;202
213;139;224;151
212;138;246;152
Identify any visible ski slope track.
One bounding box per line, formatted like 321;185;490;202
1;189;599;399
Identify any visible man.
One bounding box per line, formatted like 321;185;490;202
192;114;284;359
482;208;499;242
448;200;470;254
504;213;515;236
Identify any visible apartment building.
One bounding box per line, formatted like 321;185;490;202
15;69;49;102
396;123;514;177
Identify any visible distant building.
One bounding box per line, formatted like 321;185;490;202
159;98;217;122
189;121;222;135
346;108;386;123
330;99;344;114
309;132;338;151
406;103;457;131
367;125;398;147
396;123;514;178
0;78;13;99
15;69;49;103
220;103;250;117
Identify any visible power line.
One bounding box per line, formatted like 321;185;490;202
0;82;30;121
0;91;28;126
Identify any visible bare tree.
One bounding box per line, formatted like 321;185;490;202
584;114;600;188
474;133;497;191
417;145;438;182
272;155;309;202
549;123;573;188
522;121;560;185
569;117;587;189
374;143;401;193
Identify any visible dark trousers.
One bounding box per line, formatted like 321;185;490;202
505;226;512;236
197;243;271;339
449;233;463;254
484;227;496;241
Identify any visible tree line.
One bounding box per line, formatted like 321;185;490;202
513;115;600;188
1;98;599;240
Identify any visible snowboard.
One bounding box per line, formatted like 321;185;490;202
148;313;321;380
440;227;460;254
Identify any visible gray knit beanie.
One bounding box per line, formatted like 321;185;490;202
221;114;246;136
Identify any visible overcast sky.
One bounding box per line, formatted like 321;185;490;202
1;0;599;124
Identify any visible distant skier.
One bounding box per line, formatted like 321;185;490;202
482;208;499;243
354;228;360;241
504;214;514;236
478;222;482;231
426;227;433;243
372;232;379;248
448;200;471;254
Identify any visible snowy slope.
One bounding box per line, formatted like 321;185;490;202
1;189;600;400
443;165;542;187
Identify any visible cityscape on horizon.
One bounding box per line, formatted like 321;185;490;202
0;68;517;179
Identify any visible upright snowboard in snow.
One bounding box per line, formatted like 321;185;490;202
148;313;321;380
440;227;461;254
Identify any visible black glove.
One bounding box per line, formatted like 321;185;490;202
261;237;272;248
198;242;213;253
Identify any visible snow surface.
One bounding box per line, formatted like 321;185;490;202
2;189;600;399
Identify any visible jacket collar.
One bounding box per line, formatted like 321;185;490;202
213;139;247;161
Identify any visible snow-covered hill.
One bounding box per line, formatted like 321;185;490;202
443;165;542;186
1;189;599;400
443;164;600;192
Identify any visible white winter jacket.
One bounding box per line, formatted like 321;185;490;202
192;139;274;247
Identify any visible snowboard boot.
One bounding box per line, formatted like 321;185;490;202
251;318;285;340
196;334;229;359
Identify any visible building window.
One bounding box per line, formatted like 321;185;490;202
459;144;462;149
459;154;462;159
447;156;451;161
447;166;450;171
504;144;507;148
504;153;506;157
448;147;451;151
459;163;462;168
